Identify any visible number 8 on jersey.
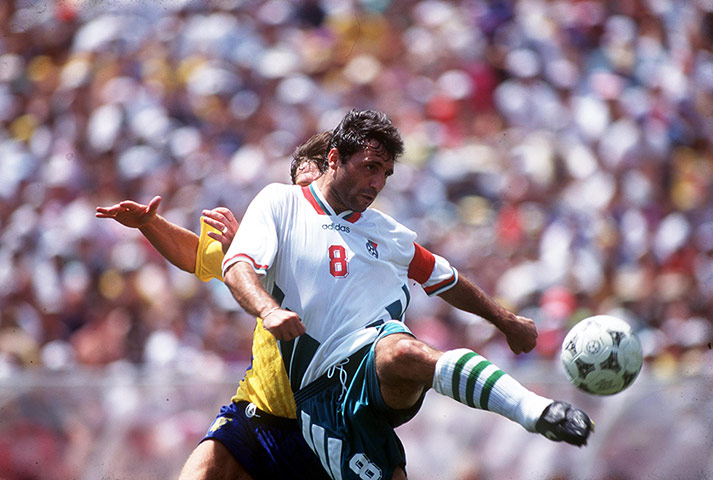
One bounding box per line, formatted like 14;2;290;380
329;245;348;278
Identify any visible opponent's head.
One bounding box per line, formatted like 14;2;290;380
290;131;330;186
322;109;404;213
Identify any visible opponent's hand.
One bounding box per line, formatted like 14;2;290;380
202;207;240;253
262;308;306;341
96;196;162;228
501;314;538;354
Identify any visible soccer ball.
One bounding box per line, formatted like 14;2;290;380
560;315;643;395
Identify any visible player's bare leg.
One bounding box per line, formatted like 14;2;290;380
374;334;593;447
375;333;439;410
179;439;253;480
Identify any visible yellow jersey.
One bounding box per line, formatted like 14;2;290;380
196;218;297;418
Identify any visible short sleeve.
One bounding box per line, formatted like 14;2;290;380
408;242;458;296
222;184;284;278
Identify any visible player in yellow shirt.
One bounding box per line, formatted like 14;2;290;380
97;132;332;479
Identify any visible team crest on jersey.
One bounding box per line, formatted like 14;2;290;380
366;240;379;258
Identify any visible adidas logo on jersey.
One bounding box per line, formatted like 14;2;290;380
322;223;351;233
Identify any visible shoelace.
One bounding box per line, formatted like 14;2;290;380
326;358;350;401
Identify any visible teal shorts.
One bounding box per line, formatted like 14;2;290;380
294;320;425;480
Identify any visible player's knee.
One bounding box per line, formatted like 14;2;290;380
377;335;435;379
378;335;413;368
391;336;425;365
376;335;435;409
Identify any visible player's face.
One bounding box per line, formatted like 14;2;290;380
329;140;394;212
294;160;322;186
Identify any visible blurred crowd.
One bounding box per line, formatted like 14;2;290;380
1;0;712;378
2;1;713;479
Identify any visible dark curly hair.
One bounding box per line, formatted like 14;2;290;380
328;109;404;163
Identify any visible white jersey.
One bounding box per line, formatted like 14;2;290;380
223;183;457;390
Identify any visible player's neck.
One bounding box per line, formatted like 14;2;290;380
315;177;349;215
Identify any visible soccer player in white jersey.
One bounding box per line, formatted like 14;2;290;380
222;109;593;480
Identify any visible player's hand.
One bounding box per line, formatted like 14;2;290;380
501;314;538;354
202;207;240;254
262;308;306;341
96;196;162;228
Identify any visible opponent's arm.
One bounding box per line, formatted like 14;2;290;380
223;261;305;341
438;275;537;354
139;214;199;273
96;196;198;273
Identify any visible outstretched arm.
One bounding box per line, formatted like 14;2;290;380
438;275;537;354
96;196;199;273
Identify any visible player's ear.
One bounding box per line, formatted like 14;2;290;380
327;148;341;170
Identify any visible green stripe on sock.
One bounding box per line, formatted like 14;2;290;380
452;352;477;403
465;358;491;408
479;369;505;410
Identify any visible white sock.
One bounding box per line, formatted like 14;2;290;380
432;349;553;431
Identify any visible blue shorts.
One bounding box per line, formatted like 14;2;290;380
202;401;331;480
294;320;425;480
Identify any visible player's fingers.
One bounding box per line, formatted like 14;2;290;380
216;207;238;225
295;321;306;337
96;204;120;213
202;216;227;232
206;208;239;233
206;231;232;252
95;206;125;216
273;325;292;342
119;200;144;211
276;316;305;341
202;208;230;227
146;196;161;214
288;316;306;338
509;339;528;355
283;325;305;341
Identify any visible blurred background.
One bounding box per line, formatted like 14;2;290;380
1;0;712;478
